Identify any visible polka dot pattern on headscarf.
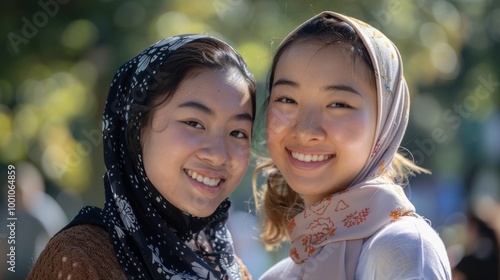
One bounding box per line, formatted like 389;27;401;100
67;35;242;280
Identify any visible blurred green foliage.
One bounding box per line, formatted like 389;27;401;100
1;0;499;213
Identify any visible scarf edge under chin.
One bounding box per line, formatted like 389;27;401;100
288;183;416;264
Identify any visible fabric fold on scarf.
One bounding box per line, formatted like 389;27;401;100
68;35;242;280
289;183;416;264
285;11;419;280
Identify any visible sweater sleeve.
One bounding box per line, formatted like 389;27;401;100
235;255;253;280
27;225;126;280
356;217;452;280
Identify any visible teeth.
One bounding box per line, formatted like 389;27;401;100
187;170;221;187
291;151;331;162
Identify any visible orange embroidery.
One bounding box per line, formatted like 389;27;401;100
377;160;386;176
390;207;413;221
372;140;382;157
343;208;371;228
297;216;338;261
305;196;332;218
311;196;331;215
307;246;315;255
307;217;337;245
335;200;349;212
290;248;299;261
301;237;316;259
288;218;297;233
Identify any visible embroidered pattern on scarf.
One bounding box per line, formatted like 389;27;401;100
289;184;415;263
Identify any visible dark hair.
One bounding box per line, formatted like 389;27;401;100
253;13;377;249
125;37;256;157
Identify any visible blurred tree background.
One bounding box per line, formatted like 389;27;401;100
1;0;499;278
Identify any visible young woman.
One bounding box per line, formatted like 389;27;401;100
253;11;452;279
28;35;256;280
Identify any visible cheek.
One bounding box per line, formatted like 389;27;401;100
266;105;294;139
358;109;377;149
141;136;163;185
231;141;251;170
331;113;376;152
226;142;250;190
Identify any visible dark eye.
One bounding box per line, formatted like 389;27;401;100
184;121;204;129
275;96;296;104
329;102;350;108
230;130;248;139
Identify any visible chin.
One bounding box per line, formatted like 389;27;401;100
190;209;217;218
187;202;219;217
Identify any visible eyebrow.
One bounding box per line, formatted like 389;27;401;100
272;78;298;88
178;101;253;122
179;101;214;115
324;84;362;97
273;78;362;97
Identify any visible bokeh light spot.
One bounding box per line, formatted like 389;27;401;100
13;105;40;141
61;19;99;51
430;42;459;77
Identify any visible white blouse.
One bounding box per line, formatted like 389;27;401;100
259;216;451;280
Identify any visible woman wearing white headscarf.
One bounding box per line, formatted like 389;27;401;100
253;11;451;280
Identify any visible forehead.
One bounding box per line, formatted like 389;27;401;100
166;69;253;113
275;42;375;87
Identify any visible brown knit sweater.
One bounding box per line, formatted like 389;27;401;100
27;225;251;280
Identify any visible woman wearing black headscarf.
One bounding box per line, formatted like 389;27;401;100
28;35;256;280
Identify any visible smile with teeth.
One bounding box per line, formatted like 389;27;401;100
291;151;333;162
186;170;222;187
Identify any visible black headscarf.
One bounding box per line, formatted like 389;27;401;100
66;35;242;279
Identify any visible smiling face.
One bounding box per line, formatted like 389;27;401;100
266;42;377;208
141;68;253;217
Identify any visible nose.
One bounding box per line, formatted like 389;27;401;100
197;132;229;166
291;108;326;143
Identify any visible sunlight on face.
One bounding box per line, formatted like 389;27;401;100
266;43;377;207
142;69;253;217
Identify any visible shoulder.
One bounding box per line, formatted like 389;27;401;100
357;217;452;279
28;224;126;280
364;216;443;254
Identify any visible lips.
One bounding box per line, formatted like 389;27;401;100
185;169;224;187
